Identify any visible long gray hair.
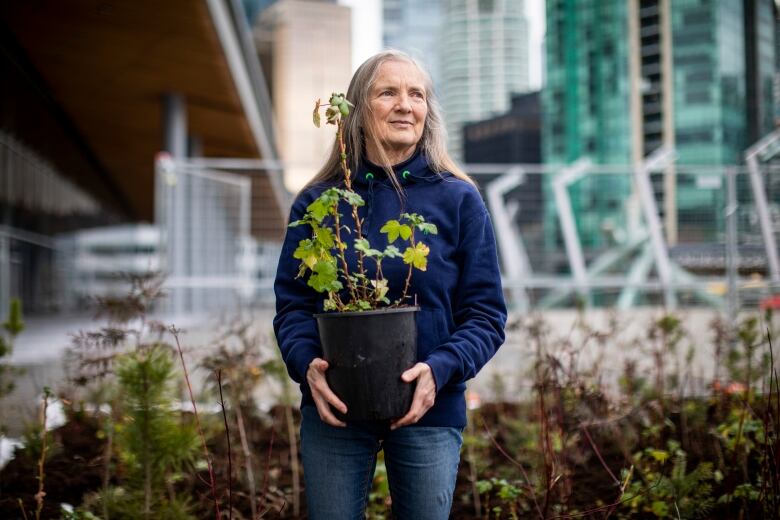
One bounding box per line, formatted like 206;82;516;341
303;50;474;192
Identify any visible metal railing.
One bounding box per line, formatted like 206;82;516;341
4;148;778;317
467;151;780;312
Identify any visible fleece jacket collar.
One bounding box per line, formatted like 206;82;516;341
353;149;450;187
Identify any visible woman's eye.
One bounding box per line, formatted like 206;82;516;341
381;91;394;96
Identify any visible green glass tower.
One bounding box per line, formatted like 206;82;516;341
542;0;776;252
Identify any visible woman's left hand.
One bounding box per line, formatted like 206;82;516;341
391;362;436;430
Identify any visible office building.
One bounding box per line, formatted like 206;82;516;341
543;0;777;248
441;0;531;160
256;0;352;192
383;0;444;86
463;91;541;164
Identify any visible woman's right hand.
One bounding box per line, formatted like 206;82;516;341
306;358;348;427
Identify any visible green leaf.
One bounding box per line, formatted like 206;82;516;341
476;480;493;494
308;260;342;293
293;239;318;270
4;298;23;336
403;242;430;271
401;212;424;226
650;501;668;517
380;220;401;242
288;219;307;228
380;220;411;242
650;449;669;463
345;300;372;311
339;189;365;207
417;222;438;235
306;189;340;222
383;245;402;258
306;199;329;223
371;279;389;301
315;227;334;249
339;102;350;117
399;225;412;240
354;238;382;257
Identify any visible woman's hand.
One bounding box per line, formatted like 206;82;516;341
307;358;348;427
391;362;436;430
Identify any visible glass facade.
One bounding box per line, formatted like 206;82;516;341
440;0;530;159
383;0;443;87
543;0;776;250
542;0;632;249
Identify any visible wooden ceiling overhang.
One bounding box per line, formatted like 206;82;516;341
1;0;285;237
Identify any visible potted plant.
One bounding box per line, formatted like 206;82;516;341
287;93;438;421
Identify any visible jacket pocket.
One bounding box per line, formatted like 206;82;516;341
415;308;446;360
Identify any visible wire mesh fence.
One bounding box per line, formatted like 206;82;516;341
469;160;780;312
155;155;254;315
3;156;777;317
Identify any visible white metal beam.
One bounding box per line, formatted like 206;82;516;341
633;146;677;309
485;168;531;312
553;158;592;301
205;0;289;212
744;128;780;283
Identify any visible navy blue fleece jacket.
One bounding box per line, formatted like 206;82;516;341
272;151;507;428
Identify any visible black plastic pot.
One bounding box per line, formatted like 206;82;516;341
314;306;418;422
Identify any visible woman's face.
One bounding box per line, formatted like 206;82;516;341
366;60;428;162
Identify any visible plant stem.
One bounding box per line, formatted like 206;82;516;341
218;370;233;520
170;326;221;520
18;498;29;520
142;368;151;519
233;397;257;519
285;404;301;517
398;232;416;306
332;210;357;305
336;119;369;299
261;424;275;514
34;390;50;520
102;413;113;520
466;413;482;517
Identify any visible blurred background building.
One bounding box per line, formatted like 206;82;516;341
0;0;286;318
383;0;444;86
384;0;533;161
1;0;779;320
441;0;532;160
254;0;352;192
543;0;777;251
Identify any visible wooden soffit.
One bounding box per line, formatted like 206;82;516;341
1;0;263;222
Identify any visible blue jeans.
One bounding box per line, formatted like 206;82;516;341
300;405;463;519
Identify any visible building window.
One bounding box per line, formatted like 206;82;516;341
478;0;494;14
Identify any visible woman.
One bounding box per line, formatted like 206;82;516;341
273;50;507;519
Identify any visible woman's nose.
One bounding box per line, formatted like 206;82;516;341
395;93;412;112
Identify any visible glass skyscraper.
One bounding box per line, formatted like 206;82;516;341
441;0;530;159
543;0;777;249
383;0;531;160
383;0;443;87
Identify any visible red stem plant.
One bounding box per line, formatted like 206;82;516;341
170;325;221;520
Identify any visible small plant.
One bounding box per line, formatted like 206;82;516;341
289;93;438;312
622;441;717;519
87;344;200;519
476;477;524;519
33;387;53;520
0;298;25;414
